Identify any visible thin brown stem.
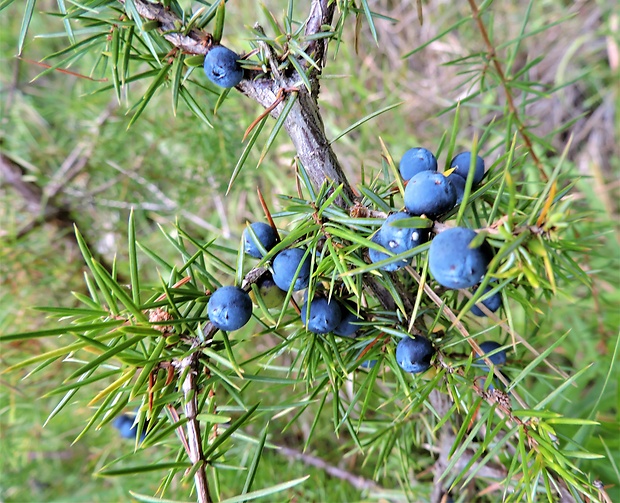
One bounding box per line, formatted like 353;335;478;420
274;444;381;493
467;0;549;182
117;0;209;55
0;153;119;276
179;351;212;503
406;266;529;409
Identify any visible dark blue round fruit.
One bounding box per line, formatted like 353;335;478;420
481;376;495;391
203;46;244;88
334;305;363;337
476;341;507;369
447;173;466;205
113;414;146;441
395;335;435;374
301;297;342;334
470;284;502;317
272;248;311;291
360;359;377;369
379;212;428;255
207;286;252;331
480;373;510;394
242;222;278;258
429;227;493;289
399;147;437;181
403;171;457;219
450;151;485;185
368;233;408;271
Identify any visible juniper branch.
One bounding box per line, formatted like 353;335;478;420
116;0;356;204
178;349;211;503
117;0;209;55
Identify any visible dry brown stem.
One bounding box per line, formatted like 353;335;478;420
178;350;211;503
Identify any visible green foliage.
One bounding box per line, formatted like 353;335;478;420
1;1;618;502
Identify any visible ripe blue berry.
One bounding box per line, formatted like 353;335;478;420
207;286;252;331
368;233;408;271
360;359;377;369
470;284;502;317
450;151;485;185
203;46;244;88
113;414;146;441
399;147;437;181
476;341;507;370
429;227;493;289
242;222;278;258
301;297;342;334
395;335;435;374
404;171;457;219
446;173;466;205
272;248;311;291
334;304;363;337
380;212;428;254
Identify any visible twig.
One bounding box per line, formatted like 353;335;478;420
0;154;118;275
45;103;116;199
0;153;52;215
460;289;570;381
1;101;114;244
406;266;528;409
104;160;220;233
115;0;355;206
117;0;210;55
304;0;337;93
237;76;357;206
178;350;212;503
273;444;381;493
68;196;171;212
467;0;549;182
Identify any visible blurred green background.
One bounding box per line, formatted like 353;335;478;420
1;1;618;501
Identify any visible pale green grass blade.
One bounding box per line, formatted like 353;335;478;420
330;102;402;144
219;476;309;503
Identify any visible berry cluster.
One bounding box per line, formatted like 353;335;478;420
208;222;364;337
370;147;487;274
400;148;484;209
204;143;506;378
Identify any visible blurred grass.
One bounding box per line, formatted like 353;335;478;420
1;0;618;501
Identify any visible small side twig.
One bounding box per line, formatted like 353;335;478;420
179;350;212;503
117;0;210;55
467;0;548;182
45;102;116;199
104;160;220;234
273;444;381;493
0;153;118;275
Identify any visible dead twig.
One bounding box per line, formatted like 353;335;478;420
177;349;212;503
273;444;381;493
